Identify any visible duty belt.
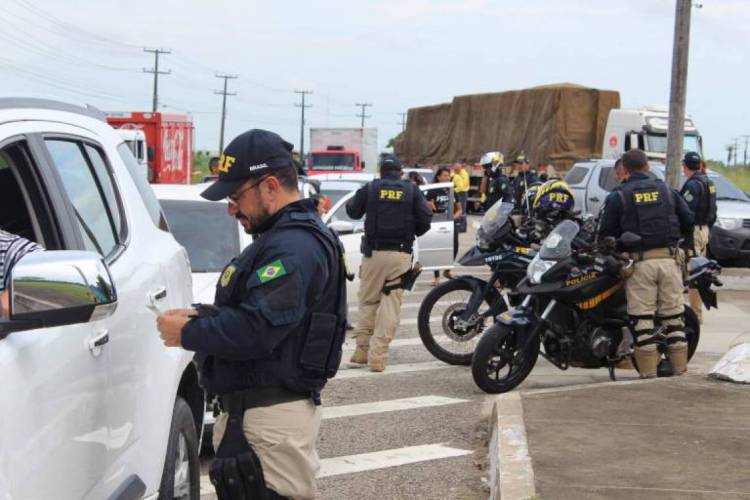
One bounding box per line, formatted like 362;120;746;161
218;386;309;413
630;248;673;261
370;240;412;253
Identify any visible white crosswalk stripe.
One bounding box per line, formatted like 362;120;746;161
322;395;468;419
317;444;473;477
333;360;452;379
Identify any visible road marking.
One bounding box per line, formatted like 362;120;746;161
333;360;453;379
342;336;424;352
318;443;472;478
322;395;468;419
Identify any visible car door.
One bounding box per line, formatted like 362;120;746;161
586;163;612;217
417;183;455;270
0;129;111;499
323;191;364;276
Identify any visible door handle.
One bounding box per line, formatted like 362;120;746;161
589;196;600;203
88;329;109;354
147;286;168;315
437;227;451;233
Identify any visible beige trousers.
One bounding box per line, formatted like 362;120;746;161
213;398;322;499
354;250;412;362
689;225;710;322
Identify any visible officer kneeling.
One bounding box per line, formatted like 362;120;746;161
598;149;694;378
156;129;347;499
346;154;432;372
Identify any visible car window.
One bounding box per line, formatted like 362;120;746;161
117;143;168;231
45;139;118;257
329;198;362;225
564;166;589;186
598;167;617;191
422;186;452;222
160;200;241;272
84;144;125;240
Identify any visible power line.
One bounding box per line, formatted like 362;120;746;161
294;90;313;158
144;48;171;112
355;102;372;128
398;112;407;132
215;73;238;153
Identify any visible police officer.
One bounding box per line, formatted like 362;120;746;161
346;154;432;371
510;153;539;211
599;149;694;378
480;152;513;209
156;129;347;499
680;151;717;323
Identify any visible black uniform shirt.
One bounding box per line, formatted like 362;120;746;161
598;172;694;241
345;172;433;237
426;187;453;214
181;199;332;360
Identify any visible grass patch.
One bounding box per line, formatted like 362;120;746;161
709;162;750;192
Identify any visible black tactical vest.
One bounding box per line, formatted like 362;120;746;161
488;174;512;206
201;209;347;396
690;174;717;226
364;177;416;249
619;176;681;251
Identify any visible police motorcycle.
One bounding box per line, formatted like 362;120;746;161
470;219;722;394
418;181;593;365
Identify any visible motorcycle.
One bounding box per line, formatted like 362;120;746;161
471;219;722;394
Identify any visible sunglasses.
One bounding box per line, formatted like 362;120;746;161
226;175;270;206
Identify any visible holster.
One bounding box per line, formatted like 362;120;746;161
209;393;268;500
360;236;373;258
383;262;423;295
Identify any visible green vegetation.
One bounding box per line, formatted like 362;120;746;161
192;151;214;184
708;161;750;192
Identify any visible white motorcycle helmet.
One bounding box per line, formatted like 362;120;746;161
479;151;505;174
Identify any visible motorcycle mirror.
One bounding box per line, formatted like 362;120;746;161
618;232;642;248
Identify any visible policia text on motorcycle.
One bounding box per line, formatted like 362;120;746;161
598;149;694;378
156;129;347;500
680;151;717;323
346;154;433;372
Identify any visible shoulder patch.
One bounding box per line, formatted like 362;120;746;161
256;259;287;283
220;265;237;287
684;191;694;202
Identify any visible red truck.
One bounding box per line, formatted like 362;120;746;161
106;111;194;184
308;146;363;175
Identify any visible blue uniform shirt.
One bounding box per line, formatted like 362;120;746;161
181;199;331;360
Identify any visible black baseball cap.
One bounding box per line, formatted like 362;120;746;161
201;129;294;201
379;154;402;172
683;151;702;170
512;153;528;164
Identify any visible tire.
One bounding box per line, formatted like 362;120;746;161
418;278;505;365
471;324;539;394
158;397;201;500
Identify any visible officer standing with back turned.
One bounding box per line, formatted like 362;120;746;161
156;129;347;499
680;151;717;323
346;154;432;372
599;149;694;378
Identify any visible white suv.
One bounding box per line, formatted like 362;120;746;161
0;99;203;500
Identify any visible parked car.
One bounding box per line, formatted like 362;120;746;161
564;159;750;263
402;167;435;184
0;98;202;499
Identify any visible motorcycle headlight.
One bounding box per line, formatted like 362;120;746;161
526;255;556;284
716;217;742;230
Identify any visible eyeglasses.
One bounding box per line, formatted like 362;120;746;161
226;175;270;206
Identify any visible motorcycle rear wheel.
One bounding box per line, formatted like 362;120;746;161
418;279;505;365
471;324;539;394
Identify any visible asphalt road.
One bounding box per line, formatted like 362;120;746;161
198;217;749;500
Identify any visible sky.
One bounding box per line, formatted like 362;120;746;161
1;0;748;162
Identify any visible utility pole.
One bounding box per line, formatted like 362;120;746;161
143;48;171;112
398;112;407;132
356;103;372;128
215;73;238;154
734;137;740;167
741;135;750;166
726;144;734;166
294;90;313;159
665;0;692;188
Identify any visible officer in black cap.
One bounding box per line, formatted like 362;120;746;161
345;154;432;372
510;153;539;212
156;129;347;499
599;149;694;379
680;151;717;323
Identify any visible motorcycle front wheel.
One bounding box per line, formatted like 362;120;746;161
418;279;506;365
471;324;540;394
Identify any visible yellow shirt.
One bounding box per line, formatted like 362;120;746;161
452;168;470;193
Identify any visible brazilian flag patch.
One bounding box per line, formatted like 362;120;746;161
256;260;287;283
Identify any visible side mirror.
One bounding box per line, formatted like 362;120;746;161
618;232;642;249
147;145;155;162
0;251;117;338
328;220;356;235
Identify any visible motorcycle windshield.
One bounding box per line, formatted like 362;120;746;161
539;219;579;260
477;202;514;248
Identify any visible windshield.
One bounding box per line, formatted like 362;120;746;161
160;200;240;272
709;175;750;202
539;220;579;260
311;153;356;170
645;134;702;156
321;188;356;208
477;202;513;247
